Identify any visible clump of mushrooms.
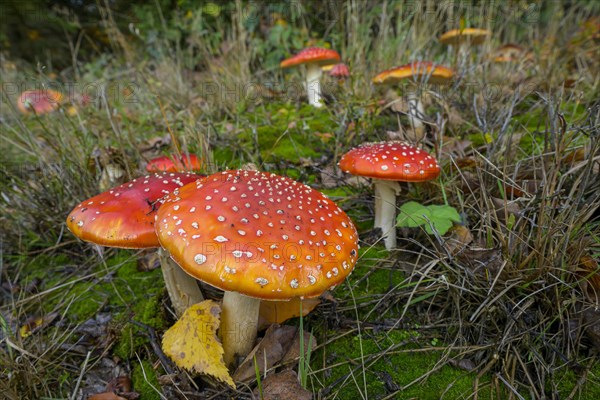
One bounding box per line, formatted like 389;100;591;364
339;141;440;249
66;172;204;315
155;169;359;367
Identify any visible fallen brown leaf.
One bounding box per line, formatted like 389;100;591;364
88;393;128;400
281;330;316;366
443;225;474;256
233;324;296;382
253;369;312;400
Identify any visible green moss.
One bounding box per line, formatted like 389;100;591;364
20;250;167;360
231;101;339;164
316;331;493;399
550;362;600;398
132;359;162;400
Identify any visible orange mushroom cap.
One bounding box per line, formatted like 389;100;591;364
373;62;454;85
17;89;63;114
155;170;359;300
339;141;441;182
146;154;202;173
67;172;201;248
439;28;491;46
280;47;341;68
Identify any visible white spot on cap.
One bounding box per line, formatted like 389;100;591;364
214;235;228;242
290;279;299;289
255;277;268;286
194;254;207;265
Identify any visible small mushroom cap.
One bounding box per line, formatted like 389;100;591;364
17;90;63;114
492;43;526;63
155;170;359;300
338;141;441;182
328;63;350;78
146;154;201;173
67;172;201;248
373;62;454;85
280;47;341;68
439;28;491;46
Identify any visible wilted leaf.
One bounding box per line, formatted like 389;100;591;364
320;166;343;189
253;369;312;400
233;324;297;382
443;225;474;256
281;330;316;366
105;376;132;394
88;393;128;400
19;312;58;338
449;358;476;371
162;300;234;388
456;246;505;277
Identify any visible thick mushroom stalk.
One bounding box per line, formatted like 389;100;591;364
306;63;324;107
159;249;204;315
220;292;261;367
373;180;401;249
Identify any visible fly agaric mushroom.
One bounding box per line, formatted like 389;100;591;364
155;170;359;367
17;89;63;115
339;141;440;249
66;172;204;315
439;28;491;46
373;62;453;135
280;47;341;107
439;28;491;67
326;63;350;80
146;154;201;173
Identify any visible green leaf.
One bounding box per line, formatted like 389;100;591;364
429;205;461;223
397;201;431;228
397;202;461;235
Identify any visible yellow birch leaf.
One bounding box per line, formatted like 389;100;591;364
162;300;235;388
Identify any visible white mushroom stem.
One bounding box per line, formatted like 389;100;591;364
220;291;261;367
306;63;323;107
159;248;204;316
406;91;424;133
373;179;401;250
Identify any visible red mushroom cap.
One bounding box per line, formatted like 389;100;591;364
17;89;63;114
373;62;454;85
67;172;201;248
329;63;350;78
155;170;359;300
280;47;341;68
338;141;441;182
146;154;201;173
